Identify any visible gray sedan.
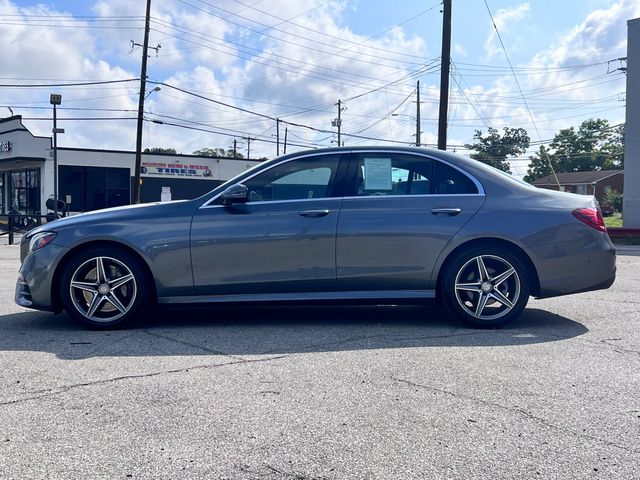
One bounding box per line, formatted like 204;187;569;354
16;147;616;329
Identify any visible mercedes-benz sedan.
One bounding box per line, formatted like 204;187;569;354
16;147;616;329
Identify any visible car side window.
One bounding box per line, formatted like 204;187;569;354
433;161;479;194
354;154;433;196
242;155;341;202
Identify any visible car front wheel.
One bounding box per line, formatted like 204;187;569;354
59;247;150;329
441;247;530;328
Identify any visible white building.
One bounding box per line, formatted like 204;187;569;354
0;115;260;215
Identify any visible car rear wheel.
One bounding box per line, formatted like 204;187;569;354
441;247;530;328
60;247;150;329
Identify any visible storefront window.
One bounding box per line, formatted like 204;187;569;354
0;174;4;214
59;166;130;212
9;169;40;214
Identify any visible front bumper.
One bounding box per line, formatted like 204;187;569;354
16;243;69;311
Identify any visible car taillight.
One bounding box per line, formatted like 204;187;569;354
572;208;607;233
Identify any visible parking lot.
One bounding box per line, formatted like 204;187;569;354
0;244;639;479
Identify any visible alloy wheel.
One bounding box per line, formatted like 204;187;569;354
454;254;521;321
69;256;137;323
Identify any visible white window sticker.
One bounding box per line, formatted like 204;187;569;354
364;158;392;190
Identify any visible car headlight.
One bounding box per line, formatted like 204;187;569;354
28;232;57;254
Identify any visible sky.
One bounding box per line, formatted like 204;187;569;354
0;0;637;177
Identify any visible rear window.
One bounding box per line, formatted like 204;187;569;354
434;161;479;194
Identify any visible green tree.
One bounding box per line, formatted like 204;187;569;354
144;147;177;154
601;123;624;170
604;188;623;213
524;119;624;182
193;147;244;159
523;145;557;183
464;127;530;174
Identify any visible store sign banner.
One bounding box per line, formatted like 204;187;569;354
0;140;12;152
141;161;214;179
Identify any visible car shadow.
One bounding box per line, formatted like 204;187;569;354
0;304;588;360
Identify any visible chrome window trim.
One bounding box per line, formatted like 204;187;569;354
198;148;485;209
341;193;486;201
199;197;344;209
199;193;486;210
350;149;485;196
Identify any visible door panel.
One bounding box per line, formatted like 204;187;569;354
336;195;483;290
336;152;484;291
191;199;341;294
190;153;346;295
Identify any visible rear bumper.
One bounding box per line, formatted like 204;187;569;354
530;239;616;299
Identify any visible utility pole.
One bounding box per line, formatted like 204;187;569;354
244;137;253;160
416;80;421;147
283;126;288;154
332;100;344;146
276;118;280;156
438;0;452;150
337;100;342;146
133;0;152;204
233;138;237;158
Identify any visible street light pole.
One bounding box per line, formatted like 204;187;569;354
50;93;63;216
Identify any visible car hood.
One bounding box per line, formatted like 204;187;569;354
28;200;191;235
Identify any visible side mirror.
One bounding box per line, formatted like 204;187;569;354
220;183;249;205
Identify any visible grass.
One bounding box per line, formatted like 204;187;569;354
604;214;623;228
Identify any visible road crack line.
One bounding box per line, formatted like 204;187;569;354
262;331;496;354
142;329;248;361
0;355;288;408
391;376;639;454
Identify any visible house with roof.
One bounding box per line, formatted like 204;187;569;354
530;170;624;207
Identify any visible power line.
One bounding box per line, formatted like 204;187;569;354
177;0;432;66
483;0;562;186
149;19;426;92
0;78;140;88
223;0;442;61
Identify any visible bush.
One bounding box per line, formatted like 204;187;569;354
604;188;623;213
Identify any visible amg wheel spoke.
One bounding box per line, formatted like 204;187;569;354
490;290;514;309
109;273;134;291
492;267;516;287
106;293;128;314
96;257;107;284
86;293;105;318
71;281;98;294
474;292;489;318
476;256;489;282
456;282;483;293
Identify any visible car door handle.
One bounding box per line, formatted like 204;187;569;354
430;208;461;216
298;209;330;217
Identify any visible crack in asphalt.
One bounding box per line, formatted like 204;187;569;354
142;329;248;361
0;355;288;408
260;330;500;354
597;339;640;356
264;464;326;480
391;376;639;455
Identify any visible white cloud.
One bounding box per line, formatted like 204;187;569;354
4;0;635;161
483;3;531;60
454;43;468;57
0;0;437;157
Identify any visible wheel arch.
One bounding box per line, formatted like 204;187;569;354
435;237;541;298
51;240;157;312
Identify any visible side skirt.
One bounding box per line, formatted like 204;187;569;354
158;290;436;305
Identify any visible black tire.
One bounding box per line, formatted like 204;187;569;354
441;246;530;328
59;246;151;329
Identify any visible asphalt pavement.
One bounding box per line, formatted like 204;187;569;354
0;244;638;479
